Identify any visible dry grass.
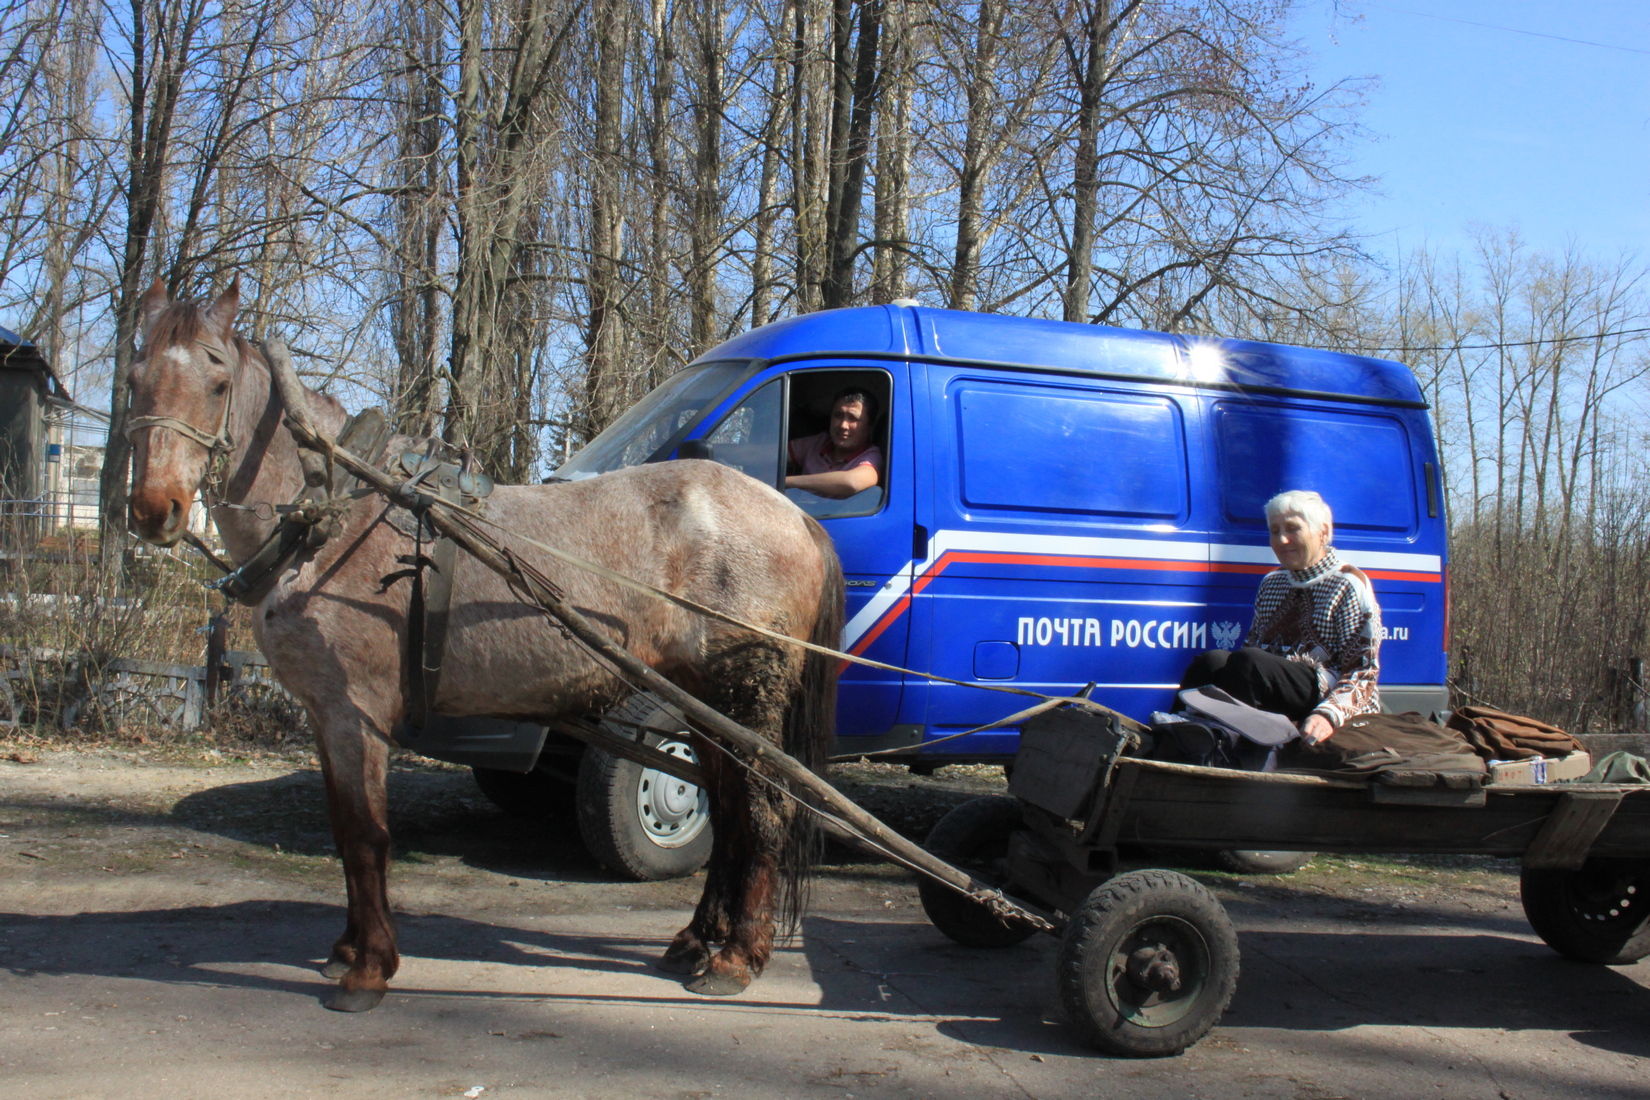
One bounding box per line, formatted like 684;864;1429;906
0;529;306;755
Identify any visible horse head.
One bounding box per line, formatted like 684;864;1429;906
126;277;249;545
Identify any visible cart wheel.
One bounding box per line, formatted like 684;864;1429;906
918;796;1038;948
1521;858;1650;964
1058;869;1240;1058
1214;850;1314;875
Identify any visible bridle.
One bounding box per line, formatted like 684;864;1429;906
124;366;236;498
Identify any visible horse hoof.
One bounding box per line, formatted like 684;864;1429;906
320;957;351;980
685;971;750;997
657;945;711;976
326;987;386;1013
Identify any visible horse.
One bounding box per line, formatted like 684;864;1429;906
123;278;844;1011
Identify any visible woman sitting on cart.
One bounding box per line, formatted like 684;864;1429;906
1180;490;1382;745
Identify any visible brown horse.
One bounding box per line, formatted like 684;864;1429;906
124;278;843;1011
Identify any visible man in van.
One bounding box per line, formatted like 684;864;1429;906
784;388;882;499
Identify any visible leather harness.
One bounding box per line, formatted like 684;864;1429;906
170;395;495;727
387;447;495;728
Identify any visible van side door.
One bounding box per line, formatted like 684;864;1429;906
684;361;916;740
908;365;1213;753
1203;397;1447;707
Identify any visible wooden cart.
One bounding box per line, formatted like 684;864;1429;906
916;709;1650;1058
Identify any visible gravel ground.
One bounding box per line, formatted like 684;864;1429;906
0;747;1646;1099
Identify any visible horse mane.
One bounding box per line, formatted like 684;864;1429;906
145;298;347;423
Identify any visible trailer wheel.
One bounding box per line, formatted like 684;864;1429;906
576;695;713;882
1214;850;1314;875
918;796;1038;948
1058;869;1239;1058
1521;858;1650;964
471;766;575;820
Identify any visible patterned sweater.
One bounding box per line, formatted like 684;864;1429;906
1243;547;1382;726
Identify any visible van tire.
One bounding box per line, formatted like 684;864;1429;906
471;766;575;820
1214;850;1314;875
575;696;713;882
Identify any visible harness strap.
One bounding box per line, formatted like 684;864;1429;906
395;448;491;728
211;407;397;606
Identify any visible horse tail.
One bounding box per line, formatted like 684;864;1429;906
777;515;844;934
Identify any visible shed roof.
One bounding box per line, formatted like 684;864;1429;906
0;325;69;402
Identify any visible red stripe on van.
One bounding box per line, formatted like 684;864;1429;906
840;548;1441;671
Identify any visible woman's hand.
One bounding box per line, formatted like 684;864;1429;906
1301;713;1335;744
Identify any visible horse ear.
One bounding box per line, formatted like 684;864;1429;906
204;275;240;340
140;278;169;334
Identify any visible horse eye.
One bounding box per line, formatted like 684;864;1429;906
212;381;229;396
206;351;224;366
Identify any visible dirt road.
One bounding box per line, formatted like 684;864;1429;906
1;752;1646;1099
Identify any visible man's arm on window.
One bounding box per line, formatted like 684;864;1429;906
784;465;879;499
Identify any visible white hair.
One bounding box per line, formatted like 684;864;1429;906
1265;490;1333;536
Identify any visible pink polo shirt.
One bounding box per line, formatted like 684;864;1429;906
788;433;883;479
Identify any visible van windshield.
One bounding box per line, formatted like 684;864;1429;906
554;361;752;478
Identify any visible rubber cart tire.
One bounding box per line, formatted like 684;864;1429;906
1058;869;1240;1058
1521;858;1650;964
1214;850;1314;875
576;696;713;882
471;766;575;820
918;796;1038;948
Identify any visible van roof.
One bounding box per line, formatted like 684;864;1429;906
694;304;1424;407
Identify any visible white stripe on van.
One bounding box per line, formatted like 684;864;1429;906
839;529;1442;650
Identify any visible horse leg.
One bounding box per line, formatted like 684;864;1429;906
683;661;797;997
685;766;785;996
658;744;736;976
314;714;398;1012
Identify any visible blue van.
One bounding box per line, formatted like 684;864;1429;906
426;304;1448;876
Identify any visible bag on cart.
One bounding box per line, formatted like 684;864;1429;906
1150;686;1301;772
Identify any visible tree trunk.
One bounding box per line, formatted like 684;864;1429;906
688;0;724;353
822;0;882;308
582;0;631;438
1062;0;1123;323
101;0;208;554
792;0;828;312
870;0;910;304
948;0;1001;312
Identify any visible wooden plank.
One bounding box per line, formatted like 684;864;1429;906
1523;791;1626;870
1008;708;1124;819
1370;785;1487;808
103;657;204;680
545;716;707;787
1081;758;1143;848
1122;756;1371;790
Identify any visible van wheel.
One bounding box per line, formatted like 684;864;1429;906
1214;850;1314;875
576;695;713;881
471;766;575;820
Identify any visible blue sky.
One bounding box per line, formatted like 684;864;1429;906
1291;0;1650;258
